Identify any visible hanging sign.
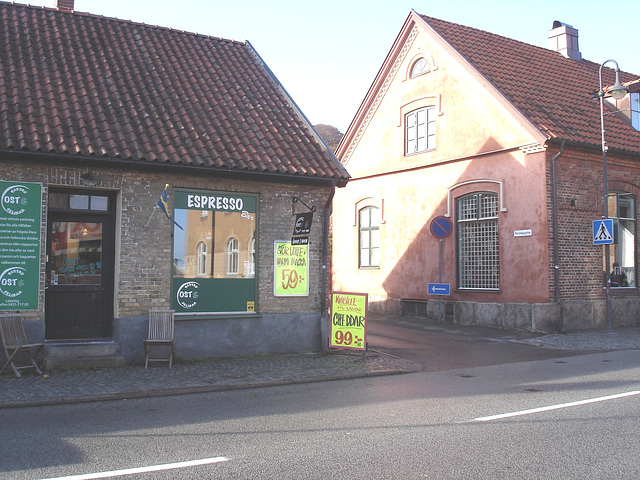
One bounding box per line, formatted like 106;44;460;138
329;291;368;351
0;181;42;310
293;212;313;236
274;241;309;296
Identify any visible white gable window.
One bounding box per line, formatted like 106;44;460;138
631;92;639;131
405;107;436;155
410;57;430;78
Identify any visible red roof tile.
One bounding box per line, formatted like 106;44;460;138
0;2;349;183
419;14;640;154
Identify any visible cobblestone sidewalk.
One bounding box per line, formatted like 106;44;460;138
0;351;419;409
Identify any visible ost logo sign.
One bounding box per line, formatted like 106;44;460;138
1;184;30;216
0;267;26;298
176;281;199;309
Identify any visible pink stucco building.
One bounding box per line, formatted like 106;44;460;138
332;11;640;332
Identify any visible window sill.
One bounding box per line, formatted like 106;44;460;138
175;312;260;321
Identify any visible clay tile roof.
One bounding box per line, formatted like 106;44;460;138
0;2;349;184
419;14;640;154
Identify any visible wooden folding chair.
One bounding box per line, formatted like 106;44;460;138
144;309;175;369
0;313;44;377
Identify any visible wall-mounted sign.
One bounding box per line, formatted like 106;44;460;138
428;283;450;295
0;181;42;310
593;219;616;245
329;291;367;351
274;241;309;296
514;229;533;237
293;212;313;236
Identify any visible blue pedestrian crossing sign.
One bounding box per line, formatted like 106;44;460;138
593;219;615;245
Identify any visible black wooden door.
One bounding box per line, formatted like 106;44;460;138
45;195;115;340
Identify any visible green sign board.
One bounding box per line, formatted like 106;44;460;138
0;181;42;310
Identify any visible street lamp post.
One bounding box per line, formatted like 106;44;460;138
598;59;628;334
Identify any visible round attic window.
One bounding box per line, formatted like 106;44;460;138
410;58;430;78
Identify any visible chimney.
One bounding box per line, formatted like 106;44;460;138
56;0;74;11
548;21;581;60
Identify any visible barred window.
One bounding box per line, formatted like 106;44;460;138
457;192;499;290
359;206;380;268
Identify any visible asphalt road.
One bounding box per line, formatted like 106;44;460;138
2;319;639;479
366;315;588;370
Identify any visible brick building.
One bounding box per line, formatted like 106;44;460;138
332;11;640;332
0;1;348;367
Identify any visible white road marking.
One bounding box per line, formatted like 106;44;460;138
38;456;230;480
473;390;640;422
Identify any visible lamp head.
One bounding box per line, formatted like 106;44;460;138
609;70;628;100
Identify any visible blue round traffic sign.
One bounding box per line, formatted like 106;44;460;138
430;216;453;239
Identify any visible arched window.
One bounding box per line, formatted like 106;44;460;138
410;57;430;78
196;241;207;276
226;237;239;275
359;206;380;268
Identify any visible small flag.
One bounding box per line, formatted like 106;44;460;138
157;184;184;230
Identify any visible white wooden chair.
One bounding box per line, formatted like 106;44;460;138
0;313;44;377
144;309;175;369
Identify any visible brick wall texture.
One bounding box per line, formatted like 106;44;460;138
0;158;330;319
546;144;640;302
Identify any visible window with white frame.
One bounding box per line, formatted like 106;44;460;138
410;58;430;78
606;192;636;287
359;206;380;268
457;192;499;289
247;235;256;277
226;237;239;275
405;107;436;155
196;241;207;276
631;93;639;131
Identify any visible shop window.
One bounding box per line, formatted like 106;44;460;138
457;192;499;290
171;189;257;314
359;206;380;268
605;192;636;288
405;107;436;155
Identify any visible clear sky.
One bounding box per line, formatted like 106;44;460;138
20;0;640;133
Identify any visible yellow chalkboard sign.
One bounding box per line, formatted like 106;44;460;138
274;241;308;296
329;292;368;351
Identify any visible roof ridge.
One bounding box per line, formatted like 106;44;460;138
4;1;247;46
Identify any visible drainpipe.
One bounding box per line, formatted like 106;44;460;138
320;183;336;351
551;140;565;331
